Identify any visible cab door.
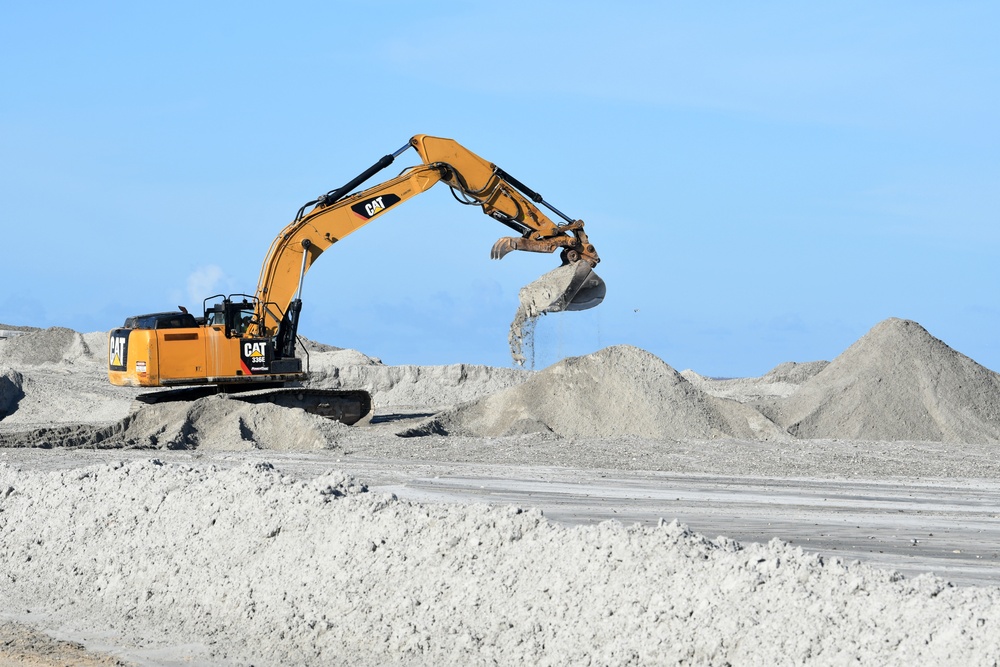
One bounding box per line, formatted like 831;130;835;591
204;324;242;378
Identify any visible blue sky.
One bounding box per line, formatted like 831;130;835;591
2;2;997;376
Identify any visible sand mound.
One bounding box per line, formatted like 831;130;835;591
0;370;25;419
778;318;1000;442
0;327;102;367
0;328;135;428
304;347;382;369
307;349;530;409
2;460;998;665
296;335;347;354
0;395;349;450
403;346;784;440
763;360;830;384
0;323;40;338
0;370;138;430
683;360;830;404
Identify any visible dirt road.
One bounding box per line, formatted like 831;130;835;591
5;448;998;588
378;464;1000;588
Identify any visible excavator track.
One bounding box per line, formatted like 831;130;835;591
134;386;373;426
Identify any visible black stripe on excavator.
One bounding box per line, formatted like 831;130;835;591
493;166;575;225
109;328;130;371
296;141;411;221
493;166;543;203
325;153;397;204
240;338;273;374
490;211;531;236
351;193;402;220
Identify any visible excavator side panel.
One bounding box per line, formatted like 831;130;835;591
155;327;209;382
108;328;153;386
157;326;302;385
109;326;300;387
109;326;210;387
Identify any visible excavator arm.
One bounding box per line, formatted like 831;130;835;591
251;135;602;341
410;135;599;266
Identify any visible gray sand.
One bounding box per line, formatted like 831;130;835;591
2;317;1000;664
306;348;530;410
2;459;999;666
402;345;785;440
508;263;583;366
776;318;1000;442
0;370;24;420
0;396;352;451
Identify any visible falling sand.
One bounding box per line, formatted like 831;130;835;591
508;263;605;367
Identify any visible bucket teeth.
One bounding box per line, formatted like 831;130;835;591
490;237;520;260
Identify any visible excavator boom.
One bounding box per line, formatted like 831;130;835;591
252;135;602;339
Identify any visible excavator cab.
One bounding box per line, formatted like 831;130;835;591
203;295;260;338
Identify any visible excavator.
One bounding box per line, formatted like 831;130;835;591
107;135;604;424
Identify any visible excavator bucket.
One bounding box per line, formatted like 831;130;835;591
519;261;606;316
509;261;606;366
561;261;606;312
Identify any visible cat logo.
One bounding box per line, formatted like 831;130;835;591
351;193;401;220
244;342;267;358
366;196;386;217
240;340;271;374
109;331;129;371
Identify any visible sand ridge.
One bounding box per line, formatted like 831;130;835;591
401;345;786;440
0;396;352;451
2;459;998;666
306;347;530;410
3;317;1000;664
776;318;1000;442
4;318;1000;447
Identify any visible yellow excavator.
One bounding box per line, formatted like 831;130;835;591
108;135;604;424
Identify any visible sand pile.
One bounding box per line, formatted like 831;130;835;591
0;621;127;666
0;396;348;450
0;370;24;419
403;345;785;440
764;360;832;384
2;459;998;666
306;348;530;409
777;318;1000;442
0;327;103;368
0;323;40;338
0;328;137;429
0;369;138;430
683;361;830;404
